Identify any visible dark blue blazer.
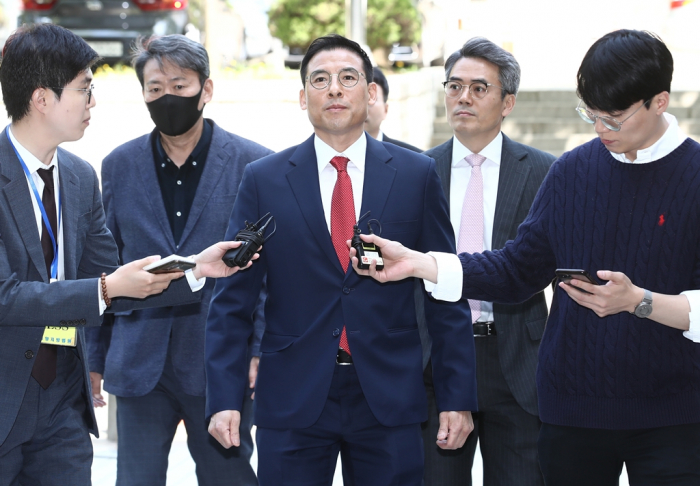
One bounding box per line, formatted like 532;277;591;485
0;133;199;445
205;134;477;429
86;121;272;397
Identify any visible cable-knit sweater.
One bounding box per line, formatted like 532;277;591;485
459;137;700;429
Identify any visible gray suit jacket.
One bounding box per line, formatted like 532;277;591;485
0;132;199;444
86;120;272;397
421;134;554;415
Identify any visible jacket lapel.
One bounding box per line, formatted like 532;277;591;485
286;135;343;274
359;137;396;228
431;139;453;200
492;134;530;248
0;142;48;281
178;123;227;246
134;134;176;250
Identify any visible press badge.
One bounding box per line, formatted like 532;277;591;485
41;326;77;347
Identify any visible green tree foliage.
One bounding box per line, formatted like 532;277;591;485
268;0;420;51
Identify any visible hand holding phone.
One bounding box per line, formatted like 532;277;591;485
555;269;600;295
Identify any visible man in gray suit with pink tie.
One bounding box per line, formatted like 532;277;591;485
419;37;555;486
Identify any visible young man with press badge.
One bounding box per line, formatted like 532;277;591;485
0;24;250;485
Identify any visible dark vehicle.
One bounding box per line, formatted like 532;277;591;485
19;0;188;63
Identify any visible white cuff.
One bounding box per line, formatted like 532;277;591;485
423;252;463;302
98;279;106;316
185;269;206;292
682;290;700;342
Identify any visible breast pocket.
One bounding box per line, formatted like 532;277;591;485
381;220;418;236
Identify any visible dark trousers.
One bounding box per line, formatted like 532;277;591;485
115;350;257;486
422;336;543;486
0;346;93;486
256;364;424;486
539;422;700;486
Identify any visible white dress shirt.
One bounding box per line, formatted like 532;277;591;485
425;114;700;342
315;133;366;231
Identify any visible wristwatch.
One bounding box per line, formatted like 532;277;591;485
633;289;653;318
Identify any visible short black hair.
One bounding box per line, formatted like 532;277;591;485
0;23;99;121
577;30;673;113
373;67;389;103
132;35;210;89
300;34;374;87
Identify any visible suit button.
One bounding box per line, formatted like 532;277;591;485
342;287;350;295
332;328;340;337
25;350;34;359
80;319;86;325
60;320;66;325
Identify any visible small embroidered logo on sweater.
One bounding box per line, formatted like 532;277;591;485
658;214;666;226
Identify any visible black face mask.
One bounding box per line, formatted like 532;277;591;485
146;86;204;137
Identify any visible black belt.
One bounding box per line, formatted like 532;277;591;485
336;348;353;365
473;322;496;337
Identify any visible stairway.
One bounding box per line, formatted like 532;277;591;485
430;90;700;157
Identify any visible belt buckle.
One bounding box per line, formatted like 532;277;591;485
336;348;353;365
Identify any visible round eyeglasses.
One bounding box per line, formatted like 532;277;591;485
575;99;650;132
49;84;95;105
442;80;506;99
305;68;366;90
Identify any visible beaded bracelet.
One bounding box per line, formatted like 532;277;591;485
100;272;111;308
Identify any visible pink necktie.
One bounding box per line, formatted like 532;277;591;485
330;156;355;354
457;153;486;323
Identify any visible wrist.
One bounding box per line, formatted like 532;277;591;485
413;251;439;282
629;286;645;313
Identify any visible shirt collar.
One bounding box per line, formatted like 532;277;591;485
376;131;384;142
155;118;213;165
451;131;503;167
609;112;687;164
315;132;367;174
8;125;59;174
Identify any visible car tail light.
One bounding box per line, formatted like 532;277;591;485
22;0;57;11
134;0;187;11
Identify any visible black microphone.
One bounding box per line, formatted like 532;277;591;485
223;213;275;268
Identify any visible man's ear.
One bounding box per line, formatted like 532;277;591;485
31;87;51;115
501;93;516;118
653;91;669;115
200;78;214;107
368;82;378;106
299;88;307;111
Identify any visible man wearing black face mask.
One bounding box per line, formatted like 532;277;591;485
85;35;272;486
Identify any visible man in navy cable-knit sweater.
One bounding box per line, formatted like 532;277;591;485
352;30;700;485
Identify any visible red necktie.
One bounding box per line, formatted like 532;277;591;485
330;156;355;354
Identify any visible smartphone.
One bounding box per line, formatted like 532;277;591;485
143;255;196;274
555;269;600;294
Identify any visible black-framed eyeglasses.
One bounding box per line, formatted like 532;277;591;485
575;99;650;132
49;84;95;104
305;68;366;90
442;80;506;99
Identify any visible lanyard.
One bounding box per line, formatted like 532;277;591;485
5;126;62;280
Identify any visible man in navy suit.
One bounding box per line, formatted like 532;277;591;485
0;24;249;486
85;35;272;486
205;34;477;485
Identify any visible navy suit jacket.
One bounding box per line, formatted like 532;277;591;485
424;134;554;415
205;134;477;429
86;120;272;397
0;132;199;444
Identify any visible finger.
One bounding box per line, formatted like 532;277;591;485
603;270;625;283
436;413;449;446
219;240;243;250
209;419;233;449
136;255;162;268
598;269;614;281
359;233;385;246
568;277;596;294
230;414;241;448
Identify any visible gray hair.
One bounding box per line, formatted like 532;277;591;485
132;35;210;88
444;37;520;98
